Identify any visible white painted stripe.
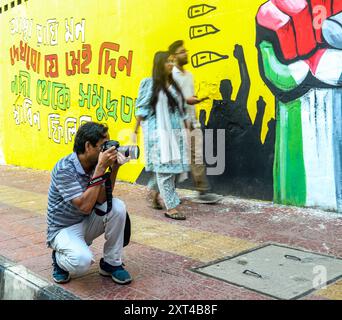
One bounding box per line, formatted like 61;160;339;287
301;89;337;210
314;49;342;86
288;60;310;85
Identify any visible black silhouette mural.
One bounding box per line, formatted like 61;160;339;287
137;44;276;200
199;44;275;200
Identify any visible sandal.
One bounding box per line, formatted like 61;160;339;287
152;198;163;210
164;211;186;220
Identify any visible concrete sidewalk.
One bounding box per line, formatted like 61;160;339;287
0;165;341;300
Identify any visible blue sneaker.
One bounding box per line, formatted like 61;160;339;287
52;250;71;284
99;258;132;285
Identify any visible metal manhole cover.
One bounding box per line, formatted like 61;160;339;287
193;244;342;300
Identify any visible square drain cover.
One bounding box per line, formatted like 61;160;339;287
194;244;342;300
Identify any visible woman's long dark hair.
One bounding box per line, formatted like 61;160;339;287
150;51;185;115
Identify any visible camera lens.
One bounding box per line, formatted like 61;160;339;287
118;146;140;160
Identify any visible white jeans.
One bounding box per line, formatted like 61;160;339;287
50;198;127;277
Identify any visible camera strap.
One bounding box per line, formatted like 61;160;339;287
87;171;113;216
87;173;109;188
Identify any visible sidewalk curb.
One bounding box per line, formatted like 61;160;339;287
0;255;80;300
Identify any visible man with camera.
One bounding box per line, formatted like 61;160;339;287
46;122;132;285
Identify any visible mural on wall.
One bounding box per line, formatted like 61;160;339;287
9;20;135;131
4;0;341;214
188;3;228;68
157;2;276;201
256;0;342;212
200;44;275;200
3;5;139;181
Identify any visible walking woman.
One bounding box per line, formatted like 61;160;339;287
133;51;190;220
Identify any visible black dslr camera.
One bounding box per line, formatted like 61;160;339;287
101;140;140;160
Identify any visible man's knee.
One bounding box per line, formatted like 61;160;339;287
108;198;126;221
67;251;93;275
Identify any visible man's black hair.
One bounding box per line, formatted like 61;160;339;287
168;40;184;55
73;122;109;154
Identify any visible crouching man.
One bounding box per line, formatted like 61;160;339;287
46;122;132;285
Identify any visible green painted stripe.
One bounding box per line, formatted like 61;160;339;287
260;41;298;91
274;98;306;206
274;103;281;204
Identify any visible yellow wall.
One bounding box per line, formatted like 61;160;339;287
0;0;274;182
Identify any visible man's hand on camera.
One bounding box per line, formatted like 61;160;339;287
97;146;118;171
113;152;131;168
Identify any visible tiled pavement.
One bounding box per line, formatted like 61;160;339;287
0;165;341;300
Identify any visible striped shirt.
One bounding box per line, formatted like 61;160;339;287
46;152;92;246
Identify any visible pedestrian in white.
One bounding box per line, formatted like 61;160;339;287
169;40;222;204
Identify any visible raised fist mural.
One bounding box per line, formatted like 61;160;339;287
256;0;342;212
